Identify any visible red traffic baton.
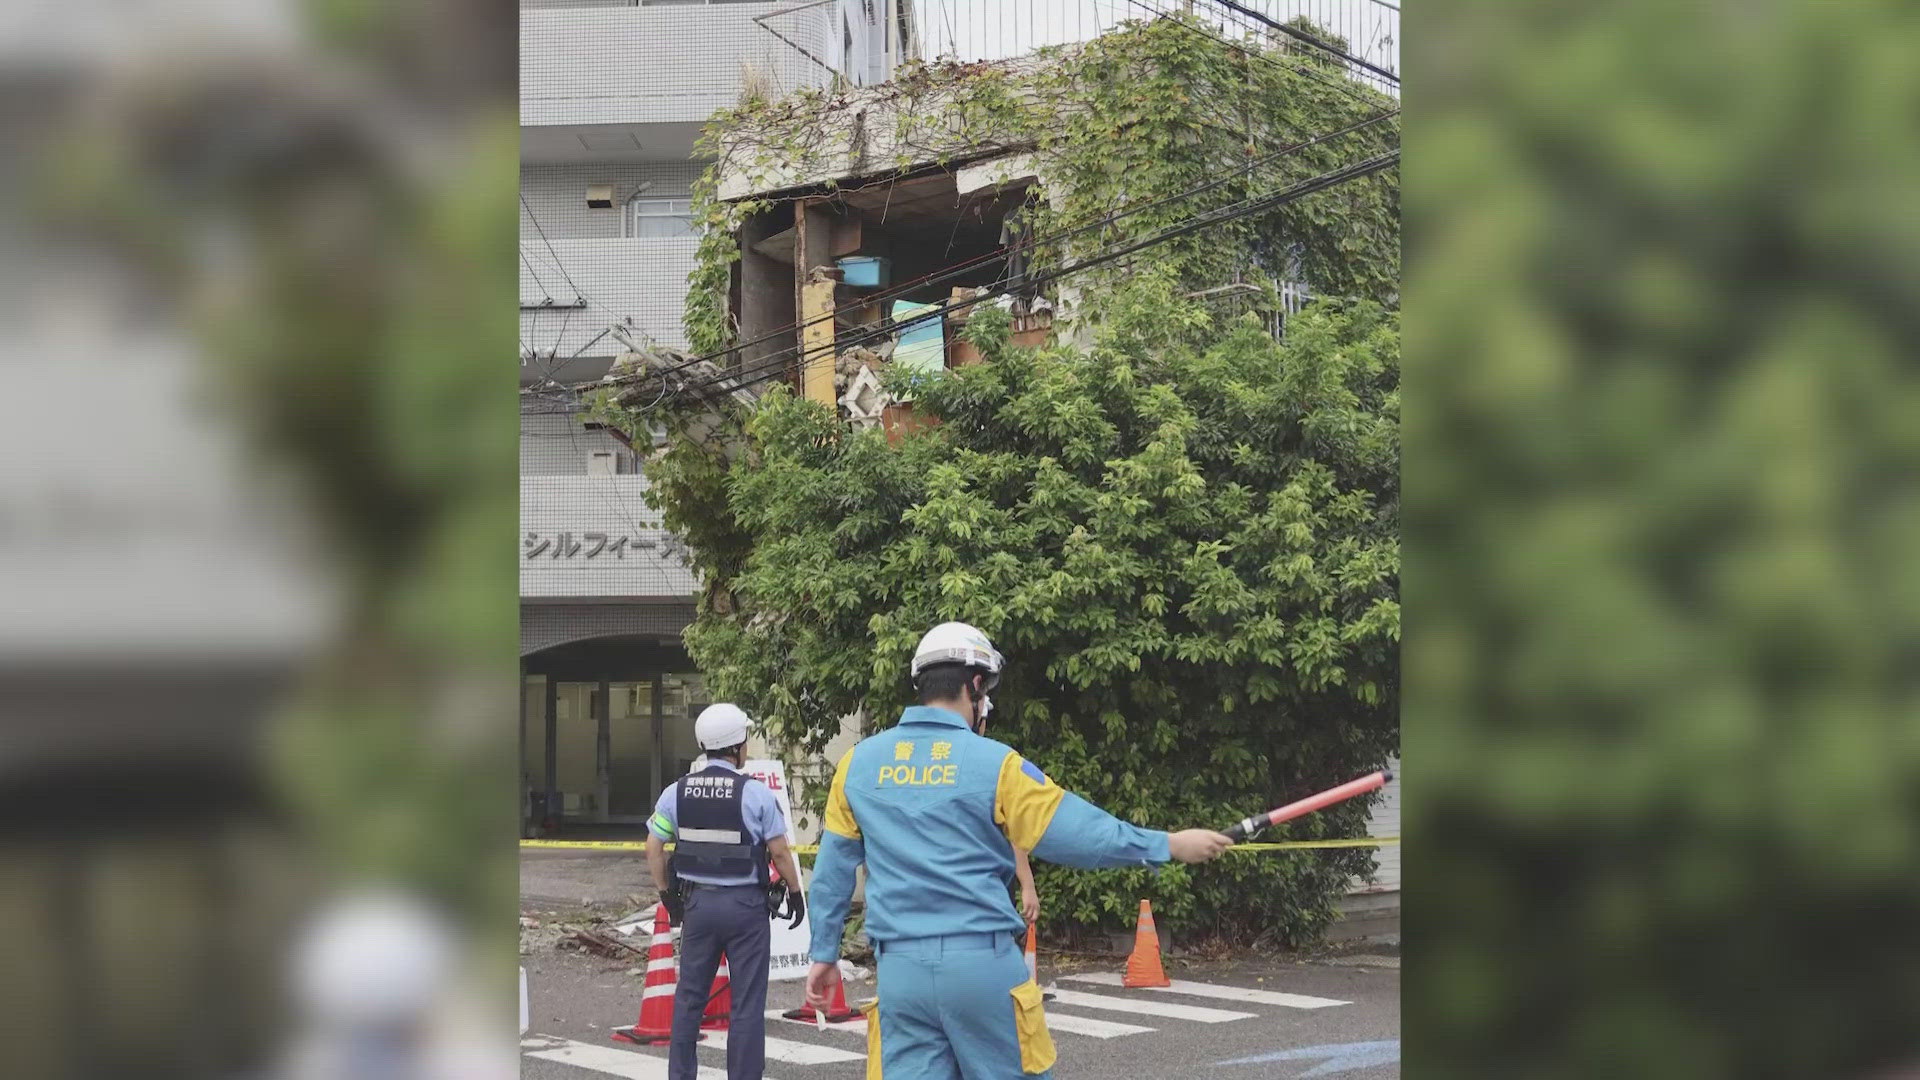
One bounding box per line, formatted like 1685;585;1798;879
1222;770;1393;842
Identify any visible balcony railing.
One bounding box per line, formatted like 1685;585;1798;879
898;0;1397;96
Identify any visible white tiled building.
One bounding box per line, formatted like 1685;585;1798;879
519;0;901;836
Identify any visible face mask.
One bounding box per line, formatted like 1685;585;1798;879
970;693;993;734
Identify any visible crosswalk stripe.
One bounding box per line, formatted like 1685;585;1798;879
524;1037;763;1079
701;1028;867;1064
1045;987;1254;1023
1043;1010;1154;1038
767;1005;1149;1041
1062;972;1349;1009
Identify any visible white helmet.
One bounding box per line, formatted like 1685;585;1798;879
910;621;1004;690
694;703;753;750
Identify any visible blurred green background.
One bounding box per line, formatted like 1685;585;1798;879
1406;1;1920;1076
0;0;519;1075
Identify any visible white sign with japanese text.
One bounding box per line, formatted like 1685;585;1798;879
519;475;696;599
743;758;814;981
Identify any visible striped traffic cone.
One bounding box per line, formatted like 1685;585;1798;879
612;904;701;1045
782;972;860;1023
1122;899;1172;988
700;957;732;1030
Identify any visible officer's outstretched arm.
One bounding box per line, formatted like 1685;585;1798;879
995;752;1171;868
807;748;865;963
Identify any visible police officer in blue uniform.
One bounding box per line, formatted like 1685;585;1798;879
645;704;805;1080
803;623;1235;1078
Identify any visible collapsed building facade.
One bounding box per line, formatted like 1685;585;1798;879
604;57;1072;438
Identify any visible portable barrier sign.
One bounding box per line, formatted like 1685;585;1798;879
744;759;813;981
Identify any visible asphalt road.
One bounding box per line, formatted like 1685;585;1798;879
521;947;1398;1079
522;847;658;908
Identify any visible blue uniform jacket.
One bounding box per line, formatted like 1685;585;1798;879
808;705;1171;962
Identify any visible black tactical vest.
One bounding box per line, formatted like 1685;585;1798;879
670;763;768;886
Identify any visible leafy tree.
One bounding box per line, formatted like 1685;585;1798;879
645;278;1397;941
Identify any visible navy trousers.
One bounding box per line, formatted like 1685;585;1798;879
669;884;771;1080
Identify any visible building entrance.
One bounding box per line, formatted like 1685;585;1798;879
521;638;710;834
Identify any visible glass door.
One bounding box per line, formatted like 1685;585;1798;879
522;674;548;835
660;673;711;780
553;682;601;821
607;680;658;820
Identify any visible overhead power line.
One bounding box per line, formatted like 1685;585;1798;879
520;192;585;302
521;248;555;303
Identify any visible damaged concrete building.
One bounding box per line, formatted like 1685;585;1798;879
687;59;1076;435
629;25;1393;435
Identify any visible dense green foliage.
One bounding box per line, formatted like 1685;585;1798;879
667;283;1397;940
1409;1;1920;1075
52;85;522;933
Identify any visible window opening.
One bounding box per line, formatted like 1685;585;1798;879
629;197;696;238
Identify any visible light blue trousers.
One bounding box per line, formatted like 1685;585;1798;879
872;931;1055;1079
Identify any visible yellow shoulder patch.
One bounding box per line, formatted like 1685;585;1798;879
824;747;862;840
993;751;1065;851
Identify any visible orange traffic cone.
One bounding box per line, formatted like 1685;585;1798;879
700;956;732;1030
782;970;860;1023
612;904;702;1045
1122;899;1172;988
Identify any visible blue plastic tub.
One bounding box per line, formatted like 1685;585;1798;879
837;256;892;288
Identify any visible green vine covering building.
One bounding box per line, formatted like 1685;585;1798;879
595;13;1399;945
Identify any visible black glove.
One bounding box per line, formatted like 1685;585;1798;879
767;882;805;929
661;889;684;927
